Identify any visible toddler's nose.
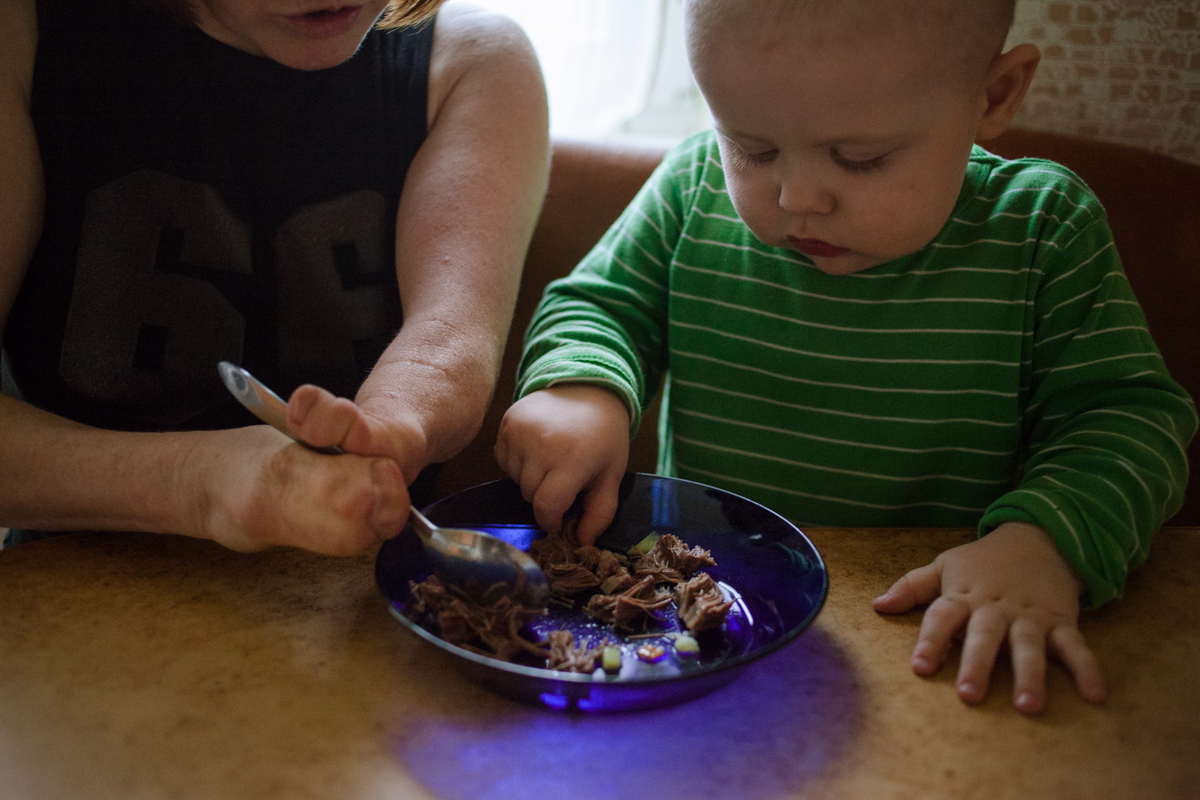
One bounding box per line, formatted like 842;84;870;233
778;173;834;216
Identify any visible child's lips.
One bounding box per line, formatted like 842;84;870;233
788;237;850;258
284;5;363;38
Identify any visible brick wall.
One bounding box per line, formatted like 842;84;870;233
1008;0;1200;164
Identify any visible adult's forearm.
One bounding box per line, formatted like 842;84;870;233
357;4;550;476
0;394;201;533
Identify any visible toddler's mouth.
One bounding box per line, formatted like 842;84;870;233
788;237;850;258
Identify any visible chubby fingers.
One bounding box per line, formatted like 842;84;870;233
873;562;942;613
909;593;970;677
1049;625;1106;704
1006;617;1049;713
572;469;623;546
955;605;1011;704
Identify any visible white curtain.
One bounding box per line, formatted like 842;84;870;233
469;0;668;139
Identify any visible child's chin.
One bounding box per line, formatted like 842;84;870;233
809;255;878;276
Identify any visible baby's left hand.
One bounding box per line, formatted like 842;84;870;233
873;521;1107;714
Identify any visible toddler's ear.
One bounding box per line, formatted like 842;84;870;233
975;43;1041;141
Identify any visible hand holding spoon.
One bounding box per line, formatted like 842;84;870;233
217;362;549;606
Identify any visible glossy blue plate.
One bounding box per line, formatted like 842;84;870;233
375;473;828;712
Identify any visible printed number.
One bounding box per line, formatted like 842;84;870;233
274;189;400;390
60;169;251;423
60;171;401;421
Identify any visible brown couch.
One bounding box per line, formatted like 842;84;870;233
432;130;1200;527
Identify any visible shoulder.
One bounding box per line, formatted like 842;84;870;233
426;2;541;121
0;0;36;103
950;145;1111;253
969;145;1105;220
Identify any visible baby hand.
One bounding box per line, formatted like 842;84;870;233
873;521;1106;714
494;384;631;545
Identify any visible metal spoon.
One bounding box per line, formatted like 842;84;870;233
217;362;549;607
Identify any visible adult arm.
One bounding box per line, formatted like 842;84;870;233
287;3;551;484
0;2;428;554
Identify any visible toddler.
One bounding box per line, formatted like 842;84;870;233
495;0;1197;713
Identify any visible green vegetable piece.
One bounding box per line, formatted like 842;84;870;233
675;635;700;656
602;645;622;673
628;531;660;557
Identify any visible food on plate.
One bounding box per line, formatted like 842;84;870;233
635;643;667;663
406;575;549;662
674;634;701;656
675;572;735;632
545;629;612;673
404;524;732;672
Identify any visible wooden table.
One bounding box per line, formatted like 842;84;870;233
1;527;1196;800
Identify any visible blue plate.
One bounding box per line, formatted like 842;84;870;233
375;473;828;712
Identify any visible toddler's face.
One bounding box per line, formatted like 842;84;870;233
192;1;391;70
689;13;990;276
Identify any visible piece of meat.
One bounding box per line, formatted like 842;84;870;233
584;575;672;631
674;572;733;632
407;576;549;662
634;534;716;584
543;630;608;673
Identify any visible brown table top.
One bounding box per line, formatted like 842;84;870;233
1;526;1197;800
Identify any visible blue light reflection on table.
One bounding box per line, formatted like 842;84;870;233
391;627;860;800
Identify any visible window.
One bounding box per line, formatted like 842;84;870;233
472;0;712;145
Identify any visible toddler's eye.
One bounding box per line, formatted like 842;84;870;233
731;147;778;168
831;149;887;173
743;149;778;164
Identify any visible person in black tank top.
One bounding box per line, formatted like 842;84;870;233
0;0;549;553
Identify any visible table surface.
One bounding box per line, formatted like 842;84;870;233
1;526;1197;800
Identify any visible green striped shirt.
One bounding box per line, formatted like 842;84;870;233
516;132;1197;607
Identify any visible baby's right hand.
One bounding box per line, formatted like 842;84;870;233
494;384;631;545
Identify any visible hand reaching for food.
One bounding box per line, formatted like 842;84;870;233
494;383;632;545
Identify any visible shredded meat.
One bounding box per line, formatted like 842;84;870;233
530;522;634;597
544;630;609;673
584;574;673;631
633;534;716;584
407;525;729;671
674;572;734;632
407;575;549;663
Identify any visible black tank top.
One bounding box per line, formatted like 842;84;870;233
5;2;434;431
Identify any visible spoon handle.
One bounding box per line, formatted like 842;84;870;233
218;362;343;455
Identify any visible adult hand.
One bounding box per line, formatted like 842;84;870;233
287;383;427;485
191;424;410;556
495;384;631;545
872;521;1106;714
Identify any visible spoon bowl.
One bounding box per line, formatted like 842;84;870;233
217;362;549;607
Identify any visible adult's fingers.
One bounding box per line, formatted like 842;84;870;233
1008;617;1048;714
1049;625;1107;704
367;458;410;541
288;384;361;449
